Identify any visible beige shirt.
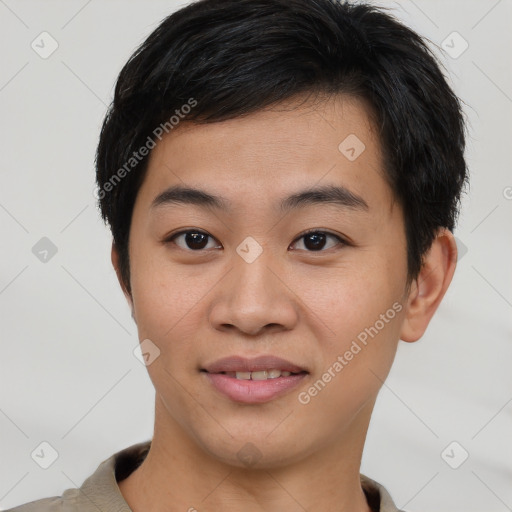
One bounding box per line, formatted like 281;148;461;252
6;441;405;512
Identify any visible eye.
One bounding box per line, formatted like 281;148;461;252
290;230;346;252
167;230;220;251
165;229;347;253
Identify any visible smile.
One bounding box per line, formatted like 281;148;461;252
221;369;298;380
201;355;309;403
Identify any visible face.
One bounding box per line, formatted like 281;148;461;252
125;94;410;469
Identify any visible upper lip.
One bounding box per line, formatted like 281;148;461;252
202;355;308;374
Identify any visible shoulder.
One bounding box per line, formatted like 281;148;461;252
4;495;65;511
361;474;407;512
4;441;150;512
4;485;88;511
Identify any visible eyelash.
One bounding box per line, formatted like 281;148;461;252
165;228;348;253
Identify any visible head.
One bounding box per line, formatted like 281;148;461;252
95;0;467;468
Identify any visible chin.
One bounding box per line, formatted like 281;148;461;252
194;427;316;470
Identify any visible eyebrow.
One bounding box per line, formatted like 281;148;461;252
151;184;369;213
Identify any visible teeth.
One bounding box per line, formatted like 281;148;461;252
231;369;296;380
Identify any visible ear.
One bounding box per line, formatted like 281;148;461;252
111;243;135;316
400;229;458;343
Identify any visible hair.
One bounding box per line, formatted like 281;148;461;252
96;0;468;292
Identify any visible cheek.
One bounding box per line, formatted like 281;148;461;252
128;239;204;342
131;273;206;342
296;288;404;425
293;263;405;346
293;264;406;417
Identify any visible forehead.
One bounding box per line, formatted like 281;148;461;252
137;94;392;214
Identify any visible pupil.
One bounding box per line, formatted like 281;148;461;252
305;233;325;251
186;232;208;249
183;232;328;251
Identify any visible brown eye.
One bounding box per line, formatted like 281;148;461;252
169;230;220;251
291;231;345;252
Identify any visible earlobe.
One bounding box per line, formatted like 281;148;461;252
400;229;458;343
111;243;135;315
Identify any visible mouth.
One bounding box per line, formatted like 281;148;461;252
204;369;306;380
201;355;309;404
202;355;308;374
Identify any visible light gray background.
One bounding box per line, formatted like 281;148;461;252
1;1;511;510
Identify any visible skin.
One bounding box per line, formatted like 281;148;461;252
113;93;457;512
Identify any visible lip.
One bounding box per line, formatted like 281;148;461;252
201;355;309;404
202;355;307;374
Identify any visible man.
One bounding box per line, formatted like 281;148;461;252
8;0;467;510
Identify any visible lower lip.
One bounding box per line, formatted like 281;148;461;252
203;372;308;404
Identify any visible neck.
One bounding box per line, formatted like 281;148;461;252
119;395;374;512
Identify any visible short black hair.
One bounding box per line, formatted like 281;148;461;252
96;0;468;292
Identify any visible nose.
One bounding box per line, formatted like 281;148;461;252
208;247;299;337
